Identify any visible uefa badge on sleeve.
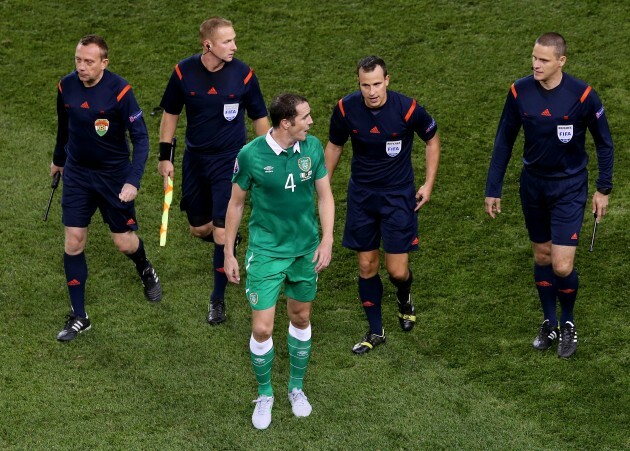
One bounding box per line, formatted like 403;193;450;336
94;118;109;137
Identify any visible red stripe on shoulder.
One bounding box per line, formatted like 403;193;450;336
580;86;592;103
117;84;132;102
404;99;417;122
338;99;345;117
243;68;253;85
510;83;517;99
175;64;183;80
58;81;62;93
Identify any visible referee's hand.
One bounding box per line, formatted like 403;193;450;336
158;160;175;190
592;191;609;222
485;197;501;219
119;183;138;203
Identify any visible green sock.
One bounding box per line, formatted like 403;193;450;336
288;334;311;391
250;347;274;396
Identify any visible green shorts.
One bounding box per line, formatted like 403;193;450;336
244;249;318;311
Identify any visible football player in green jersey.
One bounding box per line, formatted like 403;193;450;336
224;93;334;430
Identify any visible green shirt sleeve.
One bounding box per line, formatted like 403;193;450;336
232;147;252;191
312;136;328;180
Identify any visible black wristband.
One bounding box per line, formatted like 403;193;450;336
597;187;612;195
158;142;172;161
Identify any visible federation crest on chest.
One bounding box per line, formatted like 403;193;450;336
94;119;109;137
557;124;573;143
298;157;313;181
297;157;312;172
223;103;239;121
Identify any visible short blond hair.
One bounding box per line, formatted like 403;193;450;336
199;17;233;43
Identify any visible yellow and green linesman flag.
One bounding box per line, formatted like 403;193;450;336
159;137;176;246
160;176;174;246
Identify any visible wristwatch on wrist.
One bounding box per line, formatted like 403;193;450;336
597;187;612;195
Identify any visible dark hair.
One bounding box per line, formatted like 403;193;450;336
269;93;308;127
535;32;566;58
78;34;108;59
356;55;387;77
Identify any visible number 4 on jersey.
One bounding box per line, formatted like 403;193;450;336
285;173;296;192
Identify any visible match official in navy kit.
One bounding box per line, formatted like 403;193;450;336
158;17;269;325
50;35;162;342
485;32;614;358
325;56;441;354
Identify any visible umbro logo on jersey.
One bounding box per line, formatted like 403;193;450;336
264;166;274;173
370;126;380;134
67;279;81;286
541;109;551;117
80;101;89;109
208;87;218;95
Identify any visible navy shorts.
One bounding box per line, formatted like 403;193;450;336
520;169;588;246
342;179;419;254
180;149;237;228
61;163;138;233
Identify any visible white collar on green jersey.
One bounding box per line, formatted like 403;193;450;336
266;129;301;155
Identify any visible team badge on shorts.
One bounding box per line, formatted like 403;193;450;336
94;119;109;137
223;103;239;121
249;292;258;305
557;125;573;143
233;157;239;174
386;140;402;157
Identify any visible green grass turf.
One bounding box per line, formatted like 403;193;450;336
0;0;628;449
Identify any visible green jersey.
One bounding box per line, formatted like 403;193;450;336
233;131;328;258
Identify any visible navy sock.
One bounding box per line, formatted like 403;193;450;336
126;238;149;275
64;252;88;318
358;274;383;335
211;244;228;302
557;269;578;324
534;264;557;327
389;269;413;304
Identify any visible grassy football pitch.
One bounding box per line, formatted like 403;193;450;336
0;0;628;449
